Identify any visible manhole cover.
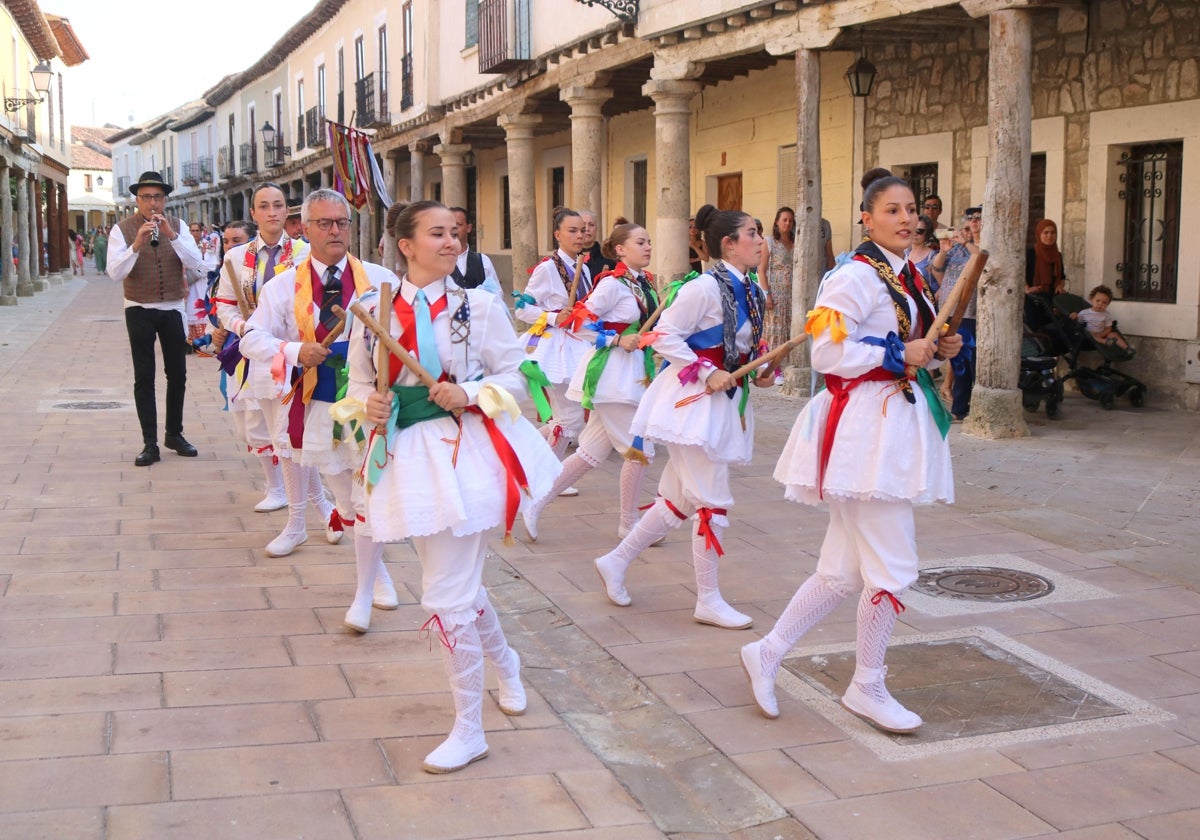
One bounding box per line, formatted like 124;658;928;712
913;566;1054;602
53;401;124;410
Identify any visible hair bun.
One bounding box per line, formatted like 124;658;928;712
861;167;892;192
694;204;717;231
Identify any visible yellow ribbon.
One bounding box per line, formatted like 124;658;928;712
329;396;369;433
476;384;521;421
293;255;373;404
805;307;849;344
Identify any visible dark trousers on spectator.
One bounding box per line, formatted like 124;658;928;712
125;305;188;445
951;317;976;420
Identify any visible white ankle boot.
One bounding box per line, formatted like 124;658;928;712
740;640;781;719
841;667;921;732
694;598;753;630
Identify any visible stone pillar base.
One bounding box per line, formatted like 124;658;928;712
16;283;34;297
780;365;818;398
46;272;63;286
961;386;1029;440
33;279;49;292
58;270;72;284
0;295;17;306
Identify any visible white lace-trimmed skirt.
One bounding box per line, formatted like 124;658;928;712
520;325;590;384
366;411;562;542
774;381;955;505
630;362;755;465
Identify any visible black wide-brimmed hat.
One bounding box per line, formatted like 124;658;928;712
286;203;303;218
129;171;173;197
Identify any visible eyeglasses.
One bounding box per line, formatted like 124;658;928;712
138;193;166;201
915;228;927;235
968;214;983;222
923;203;940;210
309;218;352;231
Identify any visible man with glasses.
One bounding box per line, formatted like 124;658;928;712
922;194;947;230
240;190;401;631
107;171;204;466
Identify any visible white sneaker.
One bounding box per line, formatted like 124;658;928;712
422;732;489;774
558;486;579;497
522;508;540;542
343;600;372;633
496;650;526;716
253;492;288;513
694;600;753;630
266;529;307;557
372;577;399;610
740;641;780;719
594;555;632;607
841;675;922;733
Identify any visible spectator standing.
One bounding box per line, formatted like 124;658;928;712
106;171;204;465
928;206;982;421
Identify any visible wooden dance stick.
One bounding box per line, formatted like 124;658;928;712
222;257;252;321
374;283;392;433
636;294;670;336
926;250;988;341
279;314;346;404
345;301;439;389
728;334;808;381
564;252;589;312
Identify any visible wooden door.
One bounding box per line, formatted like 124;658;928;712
717;174;742;211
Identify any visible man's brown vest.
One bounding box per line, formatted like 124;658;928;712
117;215;186;304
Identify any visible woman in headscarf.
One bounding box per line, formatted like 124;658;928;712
1024;219;1066;331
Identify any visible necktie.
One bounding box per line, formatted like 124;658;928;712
319;265;342;331
262;244;280;281
743;277;763;349
414;289;442;380
899;264;917;298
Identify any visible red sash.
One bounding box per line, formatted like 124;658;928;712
818;368;901;498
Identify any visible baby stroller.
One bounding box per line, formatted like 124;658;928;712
1051;293;1147;409
1019;327;1064;419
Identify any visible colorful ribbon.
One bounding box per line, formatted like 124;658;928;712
518;360;553;422
696;507;726;557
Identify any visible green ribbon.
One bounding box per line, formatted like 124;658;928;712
518;360;553;422
579;323;639;410
328;353;367;445
916;368;952;438
661;271;699;310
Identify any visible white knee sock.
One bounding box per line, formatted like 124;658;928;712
305;466;333;519
257;454;285;500
760;574;849;668
853;588;901;692
350;532;382;609
618;460;647;533
439;619;485;744
279;457;308;536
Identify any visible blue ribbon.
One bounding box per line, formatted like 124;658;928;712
512;291;536;310
951;328;976;377
863;333;907;375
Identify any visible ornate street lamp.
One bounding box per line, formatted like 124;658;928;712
5;60;55;112
844;31;877;98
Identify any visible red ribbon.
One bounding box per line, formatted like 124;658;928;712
466;406;530;543
696;507;727;557
818;369;899;499
870;589;906;614
565;300;595;332
419;614;457;651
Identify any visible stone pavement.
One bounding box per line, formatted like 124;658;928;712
1;267;1199;840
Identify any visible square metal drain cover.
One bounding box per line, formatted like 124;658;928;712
776;627;1171;760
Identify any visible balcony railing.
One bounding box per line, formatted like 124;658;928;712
337;91;345;125
238;142;257;175
197;155;213;183
218;146;234;179
306;107;327;148
164;166;173;189
479;0;531;74
117;175;130;195
264;139;291;169
181;161;201;186
401;53;413;111
355;73;376;128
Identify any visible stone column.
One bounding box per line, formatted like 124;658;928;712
434;142;471;210
409;141;428;202
380;154;399;272
780;47;824;397
30;177;46;290
971;8;1032;439
16;170;32;296
46;177;60;274
643;78;701;283
58;183;70;282
560;84;612;217
0;160;14;305
498;114;542;288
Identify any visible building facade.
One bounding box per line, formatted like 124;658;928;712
108;0;1200;412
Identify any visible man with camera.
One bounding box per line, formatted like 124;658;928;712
107;170;205;466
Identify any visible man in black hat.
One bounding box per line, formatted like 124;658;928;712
106;171;205;466
284;204;305;241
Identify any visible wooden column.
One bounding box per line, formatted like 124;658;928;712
972;8;1032;439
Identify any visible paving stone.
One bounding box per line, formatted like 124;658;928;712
164;664;352;706
110;702;317;753
106;791;356;840
0;753;169;813
161;606;324;640
115;636;291;673
0;712;107;760
170;740;393;798
0;808;105;840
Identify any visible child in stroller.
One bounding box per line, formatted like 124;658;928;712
1053;285;1146;409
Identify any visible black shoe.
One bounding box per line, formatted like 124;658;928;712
163;434;198;457
135;444;161;466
